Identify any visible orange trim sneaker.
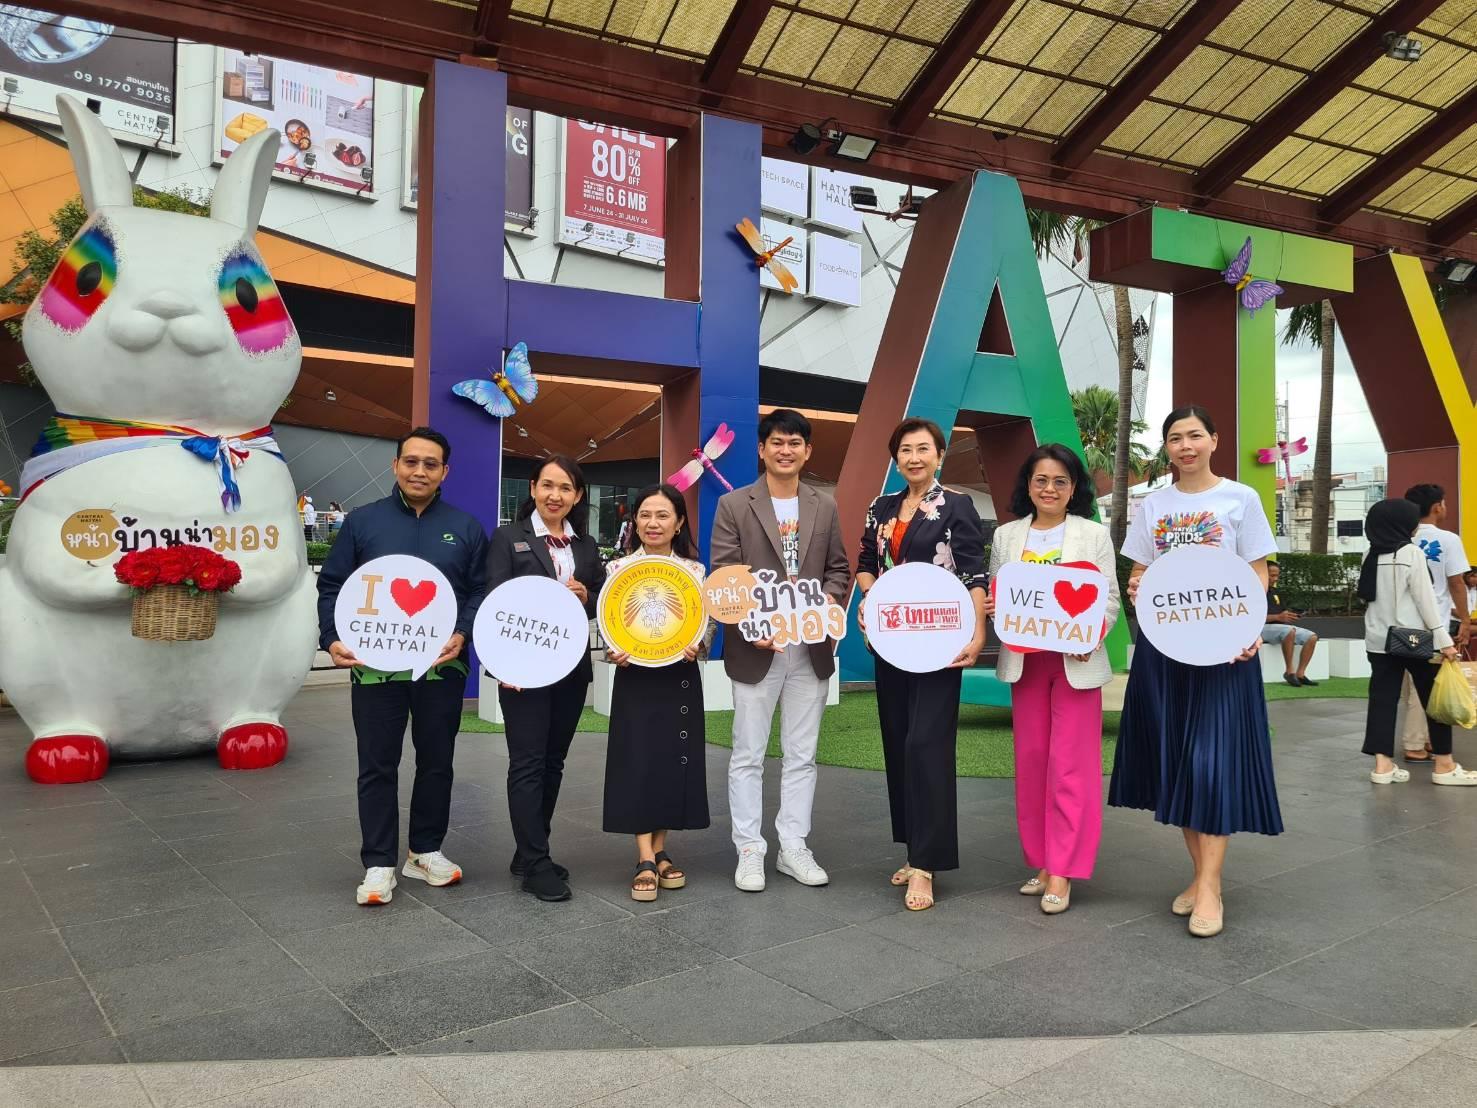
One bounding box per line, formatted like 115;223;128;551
356;866;396;905
403;850;463;887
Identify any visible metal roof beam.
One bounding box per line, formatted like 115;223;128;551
473;0;515;52
889;0;1014;135
700;1;774;106
1431;194;1477;251
1053;0;1240;171
1196;0;1445;199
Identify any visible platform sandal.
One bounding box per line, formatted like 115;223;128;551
654;850;686;890
630;860;659;902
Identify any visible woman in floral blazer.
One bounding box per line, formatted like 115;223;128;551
856;418;988;911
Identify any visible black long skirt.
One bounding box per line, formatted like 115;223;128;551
602;660;710;834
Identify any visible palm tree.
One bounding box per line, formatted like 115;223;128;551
1282;301;1335;555
1027;209;1137;547
1071;385;1152;479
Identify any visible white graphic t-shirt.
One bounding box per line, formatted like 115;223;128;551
1022;522;1066;566
1415;522;1466;619
773;496;800;578
1122;479;1277;566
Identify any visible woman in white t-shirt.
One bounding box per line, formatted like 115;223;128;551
1110;405;1282;940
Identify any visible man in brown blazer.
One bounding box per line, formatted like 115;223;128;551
710;410;851;892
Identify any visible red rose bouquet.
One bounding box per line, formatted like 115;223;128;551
115;544;241;641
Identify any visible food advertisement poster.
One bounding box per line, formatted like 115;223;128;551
559;119;666;265
402;87;534;230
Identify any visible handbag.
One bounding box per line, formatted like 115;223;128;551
1385;626;1435;659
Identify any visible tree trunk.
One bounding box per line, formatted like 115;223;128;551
1309;300;1335;555
1110;284;1134;550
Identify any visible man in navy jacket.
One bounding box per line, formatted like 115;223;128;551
317;427;489;906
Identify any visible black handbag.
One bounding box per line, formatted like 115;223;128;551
1385;626;1435;659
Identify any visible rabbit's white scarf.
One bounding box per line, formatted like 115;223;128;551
20;414;283;514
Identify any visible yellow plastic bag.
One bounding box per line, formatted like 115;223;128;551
1428;658;1477;729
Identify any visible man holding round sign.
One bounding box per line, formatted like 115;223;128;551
317;427;488;907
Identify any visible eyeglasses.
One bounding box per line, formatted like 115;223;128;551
1030;477;1072;491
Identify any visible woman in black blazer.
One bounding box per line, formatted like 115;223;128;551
486;455;604;903
856;418;988;912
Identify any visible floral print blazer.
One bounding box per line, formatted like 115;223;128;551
858;481;988;592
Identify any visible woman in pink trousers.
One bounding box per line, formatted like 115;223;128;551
986;444;1120;915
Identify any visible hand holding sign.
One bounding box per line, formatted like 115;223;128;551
332;554;458;679
992;562;1112;656
1135;546;1267;666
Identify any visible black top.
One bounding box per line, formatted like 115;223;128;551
858;480;988;591
485;516;604;683
316;489;490;655
1266;587;1285;616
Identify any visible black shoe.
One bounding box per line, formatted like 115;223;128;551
1298;675;1319;687
1283;673;1301;687
521;866;572;902
510;853;569;881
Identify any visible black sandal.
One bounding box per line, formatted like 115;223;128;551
654;850;686;890
631;860;659;902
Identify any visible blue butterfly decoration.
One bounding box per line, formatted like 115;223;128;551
452;342;539;418
1221;237;1283;315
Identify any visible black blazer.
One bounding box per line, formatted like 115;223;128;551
858;481;988;591
485;517;603;684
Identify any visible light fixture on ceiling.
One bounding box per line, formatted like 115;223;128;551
790;118;877;163
323;388;336;401
849;184;879;211
831;132;877;162
516;424;529;437
587;438;598;450
1383;31;1422;61
851;184;926;222
789;121;826;156
1437;258;1477;285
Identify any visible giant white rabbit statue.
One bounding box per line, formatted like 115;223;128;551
0;95;318;783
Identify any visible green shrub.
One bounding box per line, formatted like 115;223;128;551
305;541;333;565
1274;552;1362;614
0;499;14;555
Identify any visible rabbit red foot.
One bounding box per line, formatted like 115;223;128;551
26;735;110;784
218;722;289;771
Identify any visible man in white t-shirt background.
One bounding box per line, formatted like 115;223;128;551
1400;483;1468;762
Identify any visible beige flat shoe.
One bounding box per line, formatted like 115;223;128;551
1188;913;1223;938
1041;888;1071;915
1171;894;1195;917
1019;876;1045;896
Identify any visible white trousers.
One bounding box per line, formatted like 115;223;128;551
728;645;828;853
1399;672;1430;752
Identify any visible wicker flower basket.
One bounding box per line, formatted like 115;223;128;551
131;585;218;641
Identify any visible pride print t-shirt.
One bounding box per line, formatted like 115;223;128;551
1121;479;1277;566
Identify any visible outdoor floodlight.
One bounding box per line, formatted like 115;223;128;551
831;132;877;162
1437;258;1477;286
789;122;824;156
849;184;879;209
1383;32;1422;61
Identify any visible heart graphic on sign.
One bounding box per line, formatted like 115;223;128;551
1053;580;1099;618
390;578;438;617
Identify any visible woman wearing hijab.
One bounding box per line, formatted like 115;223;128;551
1359;498;1474;785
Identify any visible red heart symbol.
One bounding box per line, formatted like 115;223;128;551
390;578;437;617
1053;580;1098;618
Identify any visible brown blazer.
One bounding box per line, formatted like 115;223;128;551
710;477;852;683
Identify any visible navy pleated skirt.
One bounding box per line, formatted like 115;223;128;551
1108;635;1283;836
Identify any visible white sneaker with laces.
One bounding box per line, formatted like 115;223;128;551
402;850;463;886
734;846;766;892
776;844;829;886
356;866;396;905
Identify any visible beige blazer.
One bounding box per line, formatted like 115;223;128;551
988;515;1121;690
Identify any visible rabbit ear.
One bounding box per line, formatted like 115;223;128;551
211;127;278;235
56;95;133;212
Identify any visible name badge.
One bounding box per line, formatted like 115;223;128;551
514;541;531;552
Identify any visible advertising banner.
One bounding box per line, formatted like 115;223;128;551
991;562;1111;654
216;48;375;197
1134;545;1267;666
559;119;665;265
761;156;808;219
401;88;534;230
760;216;807;295
809;167;862;234
809;230;862;306
0;8;175;145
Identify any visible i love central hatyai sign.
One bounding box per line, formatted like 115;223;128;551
992;562;1111;654
332;554;457;678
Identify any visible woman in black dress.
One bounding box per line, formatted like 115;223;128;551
486;456;604;902
603;483;713;901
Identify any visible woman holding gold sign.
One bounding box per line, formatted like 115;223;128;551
601;483;713;902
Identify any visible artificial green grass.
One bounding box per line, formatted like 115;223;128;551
1263;676;1368;700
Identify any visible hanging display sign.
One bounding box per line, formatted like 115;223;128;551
331;555;458;679
215;48;376;197
1134;545;1267;666
559;119;666;265
992;562;1111;654
0;11;176;146
759;217;808;295
809;230;862;306
474;576;589;688
597;555;706;666
761;157;808;219
401;89;534;231
809;167;863;234
862;562;976;673
703;565;845;646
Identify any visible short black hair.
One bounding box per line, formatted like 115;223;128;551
1007;443;1096;519
1161;405;1216;441
759;408;812;444
397;426;451;465
1404;483;1445;517
888;417;946;458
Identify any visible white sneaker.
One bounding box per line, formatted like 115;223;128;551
734;846;766;892
402;850;463;886
356;866;396;905
777;844;829;887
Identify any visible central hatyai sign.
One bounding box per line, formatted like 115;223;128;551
332;554;457;678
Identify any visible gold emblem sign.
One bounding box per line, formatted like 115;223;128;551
598;555;707;667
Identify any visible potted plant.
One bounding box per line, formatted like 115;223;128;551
114;545;242;641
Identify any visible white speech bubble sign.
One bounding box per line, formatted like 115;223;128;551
333;554;458;679
734;569;848;646
474;576;590;688
1135;545;1268;666
993;561;1112;654
863;562;976;674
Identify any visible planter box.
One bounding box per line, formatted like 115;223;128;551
477;657;596;726
1325;638;1372;679
1259;641;1329;683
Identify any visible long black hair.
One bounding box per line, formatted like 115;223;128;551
1008;443;1096;519
516;455;589;535
623;483;698;559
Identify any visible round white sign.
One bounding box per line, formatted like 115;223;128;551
1135;545;1268;666
863;562;976;674
474;576;590;688
332;554;459;679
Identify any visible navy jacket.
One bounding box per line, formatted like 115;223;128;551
316;490;490;655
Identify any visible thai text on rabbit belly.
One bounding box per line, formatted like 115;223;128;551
348;620;437;653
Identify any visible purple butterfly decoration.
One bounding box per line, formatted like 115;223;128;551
1221;237;1283;314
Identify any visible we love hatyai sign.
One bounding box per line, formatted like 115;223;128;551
992;562;1111;655
332;554;458;678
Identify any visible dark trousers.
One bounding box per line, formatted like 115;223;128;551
351;674;466;867
499;669;587;874
1364;652;1453;758
875;657;962;871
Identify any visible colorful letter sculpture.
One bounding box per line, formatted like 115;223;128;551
0;95;318;782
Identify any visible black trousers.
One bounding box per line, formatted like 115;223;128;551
499;669;587;874
351;674;466;867
1363;652;1453;758
875;657;962;871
